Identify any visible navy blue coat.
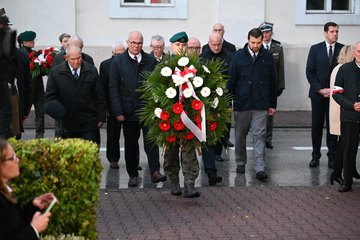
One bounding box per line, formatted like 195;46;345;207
306;41;344;99
109;50;156;121
227;44;277;111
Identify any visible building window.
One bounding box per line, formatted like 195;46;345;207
306;0;352;13
122;0;173;6
296;0;359;25
110;0;187;19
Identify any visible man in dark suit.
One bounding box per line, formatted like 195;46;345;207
306;22;344;169
100;42;125;169
109;31;166;187
202;23;236;54
149;34;165;62
46;45;106;145
259;22;285;149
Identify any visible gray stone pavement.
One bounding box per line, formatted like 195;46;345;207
21;123;360;239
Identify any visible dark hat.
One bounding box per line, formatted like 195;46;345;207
169;31;188;43
0;8;12;25
19;30;36;41
45;100;66;119
259;22;274;32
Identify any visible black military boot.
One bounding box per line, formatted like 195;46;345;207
183;183;200;198
170;182;182;196
208;173;222;186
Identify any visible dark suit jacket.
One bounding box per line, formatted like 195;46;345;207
202;39;236;53
99;56;114;114
46;61;106;132
0;193;39;240
306;41;344;99
53;52;95;67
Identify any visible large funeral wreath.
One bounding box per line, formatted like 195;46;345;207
139;52;232;151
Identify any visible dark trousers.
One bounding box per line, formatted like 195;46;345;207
310;98;337;162
31;79;45;137
331;136;343;179
202;147;217;176
64;129;100;145
106;116;123;163
214;122;231;156
123;121;159;178
341;122;359;187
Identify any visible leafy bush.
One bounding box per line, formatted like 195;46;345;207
9;138;102;240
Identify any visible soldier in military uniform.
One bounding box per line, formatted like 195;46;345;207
18;31;45;139
164;31;200;198
259;22;285;149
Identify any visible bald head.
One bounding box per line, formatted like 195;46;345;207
213;23;225;38
208;33;223;54
67;35;84;49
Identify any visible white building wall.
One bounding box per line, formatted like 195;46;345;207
2;0;360;110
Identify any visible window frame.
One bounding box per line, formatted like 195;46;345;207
110;0;187;19
306;0;353;13
296;0;360;25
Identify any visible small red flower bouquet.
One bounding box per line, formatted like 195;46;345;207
28;47;58;79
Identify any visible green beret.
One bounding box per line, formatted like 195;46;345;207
19;31;36;41
169;31;188;43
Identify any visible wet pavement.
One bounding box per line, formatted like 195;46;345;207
21;112;360;240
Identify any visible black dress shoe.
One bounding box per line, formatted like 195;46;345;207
215;155;224;162
309;159;319;168
224;140;234;148
151;171;167;183
330;176;343;185
265;142;274;149
208;175;222;186
236;165;245;174
256;171;268;181
353;170;360;179
128;177;138;187
338;185;352;192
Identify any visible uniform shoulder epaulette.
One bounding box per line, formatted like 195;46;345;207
272;39;281;45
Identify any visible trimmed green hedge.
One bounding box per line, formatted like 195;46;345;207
9;138;102;240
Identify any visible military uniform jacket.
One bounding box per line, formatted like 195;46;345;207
268;39;285;92
46;61;106;132
109;49;156;121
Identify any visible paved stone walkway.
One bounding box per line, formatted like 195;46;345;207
96;186;360;240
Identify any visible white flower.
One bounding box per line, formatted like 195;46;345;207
178;57;189;67
212;97;219;108
183;88;192;98
172;75;185;86
160;67;172;77
192;76;203;88
200;87;211;97
154;108;162;118
165;87;177;99
215;87;223;96
202;65;210;73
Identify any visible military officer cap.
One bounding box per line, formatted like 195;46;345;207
0;8;12;25
45;100;66;119
169;31;188;43
259;22;274;32
19;30;36;41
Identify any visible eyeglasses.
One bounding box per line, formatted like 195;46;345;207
151;45;164;50
128;41;143;46
188;46;201;50
5;153;18;162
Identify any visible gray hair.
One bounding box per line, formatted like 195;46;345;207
68;35;84;49
112;41;124;52
151;34;164;43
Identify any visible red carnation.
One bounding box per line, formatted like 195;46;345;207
191;99;203;111
209;122;217;131
166;135;176;143
29;62;34;70
172;103;183;114
173;120;185;131
184;131;195;140
194;114;202;124
160;110;170;120
159;121;171;131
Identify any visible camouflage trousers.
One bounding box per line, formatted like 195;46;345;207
163;145;199;185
